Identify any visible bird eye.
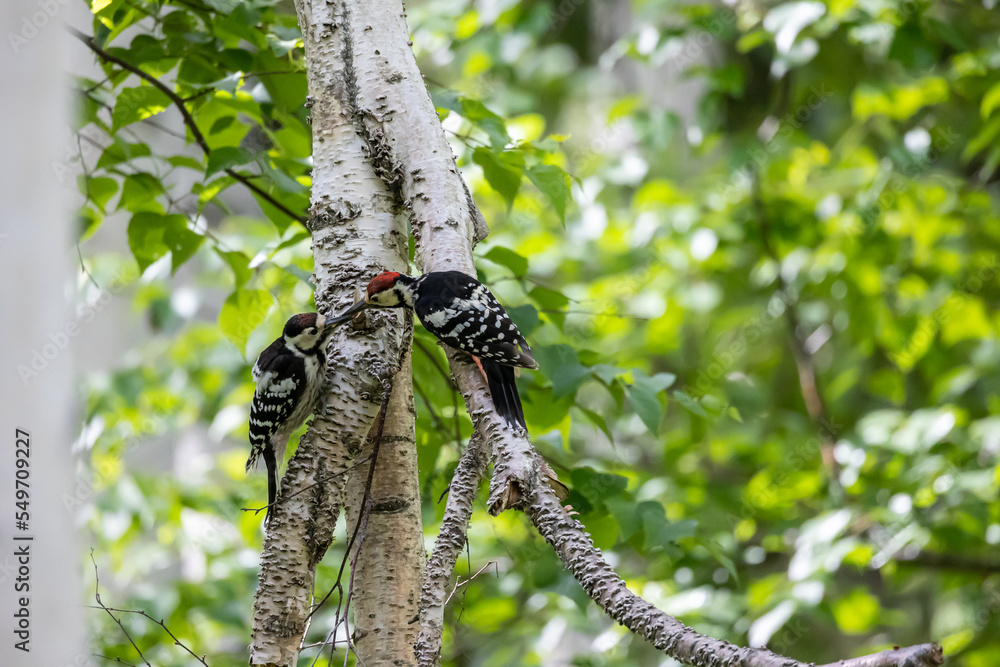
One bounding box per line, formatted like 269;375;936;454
309;327;317;334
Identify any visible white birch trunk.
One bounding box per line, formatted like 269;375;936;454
343;350;424;665
249;1;414;663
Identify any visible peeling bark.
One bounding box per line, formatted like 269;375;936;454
344;350;424;665
414;431;489;667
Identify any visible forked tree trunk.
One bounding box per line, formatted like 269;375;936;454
248;0;420;663
263;1;946;667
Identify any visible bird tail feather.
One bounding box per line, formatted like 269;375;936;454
483;360;526;428
263;447;277;523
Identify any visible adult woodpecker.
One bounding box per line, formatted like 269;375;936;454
246;312;337;520
333;271;536;428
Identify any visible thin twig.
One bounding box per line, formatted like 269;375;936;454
89;551;209;666
444;559;497;606
303;387;392;667
90;551;151;666
242;455;373;516
93;654;138;667
68;26;306;227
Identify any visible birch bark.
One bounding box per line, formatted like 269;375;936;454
249;0;414;664
343;350;424;665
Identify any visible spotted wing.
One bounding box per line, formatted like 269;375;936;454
413;271;537;368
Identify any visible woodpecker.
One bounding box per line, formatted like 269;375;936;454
246;312;337;520
333;271;537;428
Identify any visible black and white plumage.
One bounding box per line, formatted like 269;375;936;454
337;270;537;428
247;312;335;520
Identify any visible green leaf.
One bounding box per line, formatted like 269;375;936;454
534;345;590;398
550;363;592;399
96;141;151;169
571;467;628;507
606;497;641;541
472;147;524;209
127;212;204;273
637;501;695;549
982;81;1000;119
637;372;677;393
112;86;172;131
506;304;539;336
119;173;164;213
627;380;663;435
457;98;511;149
529;284;570;328
483;246;528;276
84;176;118;211
205;147;254;176
590;364;624;385
167;155;205;171
216;249;252;288
674;390;708;418
526;164;571;224
219;289;275;355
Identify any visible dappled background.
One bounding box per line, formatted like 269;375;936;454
73;0;1000;665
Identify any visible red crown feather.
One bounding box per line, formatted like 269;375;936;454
366;271;401;297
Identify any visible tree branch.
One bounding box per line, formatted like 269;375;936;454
415;431;489;667
69;27;307;227
524;485;943;667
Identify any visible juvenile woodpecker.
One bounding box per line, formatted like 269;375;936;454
247;312;336;519
333;271;537;428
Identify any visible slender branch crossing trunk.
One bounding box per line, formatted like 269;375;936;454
414;432;488;665
344;349;424;664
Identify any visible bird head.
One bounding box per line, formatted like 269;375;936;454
328;271;415;325
283;312;334;353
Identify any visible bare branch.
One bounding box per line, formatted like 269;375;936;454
415;431;489;667
524;485;943;667
89;551;208;666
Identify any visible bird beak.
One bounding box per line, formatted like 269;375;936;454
316;314;327;329
327;299;371;325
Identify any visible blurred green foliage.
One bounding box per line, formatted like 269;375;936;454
74;0;1000;665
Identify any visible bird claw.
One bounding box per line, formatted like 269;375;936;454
563;504;579;516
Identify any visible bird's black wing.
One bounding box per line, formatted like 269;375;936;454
246;339;308;471
413;272;537;368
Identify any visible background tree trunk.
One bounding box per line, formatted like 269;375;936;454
0;2;85;666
